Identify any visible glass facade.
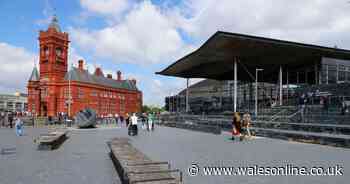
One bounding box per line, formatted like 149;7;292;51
321;57;350;84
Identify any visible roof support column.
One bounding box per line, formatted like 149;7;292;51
297;71;299;84
234;57;238;112
186;78;190;113
315;63;319;85
286;70;289;105
305;69;308;84
326;65;329;84
279;66;283;106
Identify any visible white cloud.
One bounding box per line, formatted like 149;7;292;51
35;0;54;26
80;0;131;16
180;0;350;49
70;0;350;106
71;0;193;65
0;43;36;94
0;41;88;95
68;47;86;69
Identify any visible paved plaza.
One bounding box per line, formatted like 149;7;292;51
0;126;349;184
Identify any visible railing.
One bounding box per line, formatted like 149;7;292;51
270;109;288;121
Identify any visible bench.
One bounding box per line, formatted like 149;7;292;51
108;138;183;184
36;130;68;150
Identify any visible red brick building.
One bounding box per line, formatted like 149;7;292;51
27;16;142;117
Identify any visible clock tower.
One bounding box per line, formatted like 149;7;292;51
37;15;69;117
39;15;69;82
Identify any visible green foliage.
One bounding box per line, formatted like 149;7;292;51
142;105;165;113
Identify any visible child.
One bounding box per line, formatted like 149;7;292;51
241;112;252;140
15;117;23;136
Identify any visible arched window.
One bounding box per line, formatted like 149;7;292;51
43;46;49;56
55;47;63;57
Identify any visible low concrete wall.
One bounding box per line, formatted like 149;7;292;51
161;122;221;135
158;114;350;148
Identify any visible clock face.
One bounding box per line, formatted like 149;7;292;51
56;48;62;57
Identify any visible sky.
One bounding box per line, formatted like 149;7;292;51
1;0;350;106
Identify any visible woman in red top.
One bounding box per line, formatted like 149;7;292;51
231;112;241;140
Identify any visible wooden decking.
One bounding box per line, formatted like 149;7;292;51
36;130;68;150
108;138;183;184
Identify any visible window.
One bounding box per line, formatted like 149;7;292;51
43;46;49;57
78;88;84;99
32;104;36;113
63;88;69;98
339;65;346;82
41;88;48;98
55;47;62;57
120;95;125;113
90;90;97;97
328;65;337;83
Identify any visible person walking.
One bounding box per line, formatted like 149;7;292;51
8;112;14;128
323;96;329;114
141;113;147;130
128;113;138;136
0;111;4;127
299;94;306;122
114;113;119;127
120;115;124;127
125;113;130;127
148;112;154;131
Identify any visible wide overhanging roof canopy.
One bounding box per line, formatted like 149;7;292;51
157;31;350;82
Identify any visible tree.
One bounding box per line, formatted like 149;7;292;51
142;105;165;113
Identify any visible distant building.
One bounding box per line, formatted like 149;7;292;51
27;15;142;117
0;93;28;112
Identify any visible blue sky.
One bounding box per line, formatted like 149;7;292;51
1;0;350;106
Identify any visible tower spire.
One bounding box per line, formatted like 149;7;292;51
34;57;37;68
29;66;39;81
48;13;61;32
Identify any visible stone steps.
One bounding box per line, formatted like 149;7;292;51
159;114;350;148
251;127;350;148
252;121;350;135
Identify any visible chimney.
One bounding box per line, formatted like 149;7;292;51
78;59;84;70
131;78;136;85
107;74;112;79
94;67;104;77
117;71;122;81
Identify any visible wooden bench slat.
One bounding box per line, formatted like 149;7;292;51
108;138;182;184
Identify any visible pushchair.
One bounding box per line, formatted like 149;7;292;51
128;124;138;136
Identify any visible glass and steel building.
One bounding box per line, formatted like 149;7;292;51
321;57;350;84
0;92;28;112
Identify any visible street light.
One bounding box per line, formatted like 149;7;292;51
255;68;264;116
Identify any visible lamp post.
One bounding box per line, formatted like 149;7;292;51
255;68;264;116
66;64;73;119
67;71;72;118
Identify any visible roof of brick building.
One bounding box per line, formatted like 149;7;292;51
64;67;138;91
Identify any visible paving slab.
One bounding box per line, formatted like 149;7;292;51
1;126;349;184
